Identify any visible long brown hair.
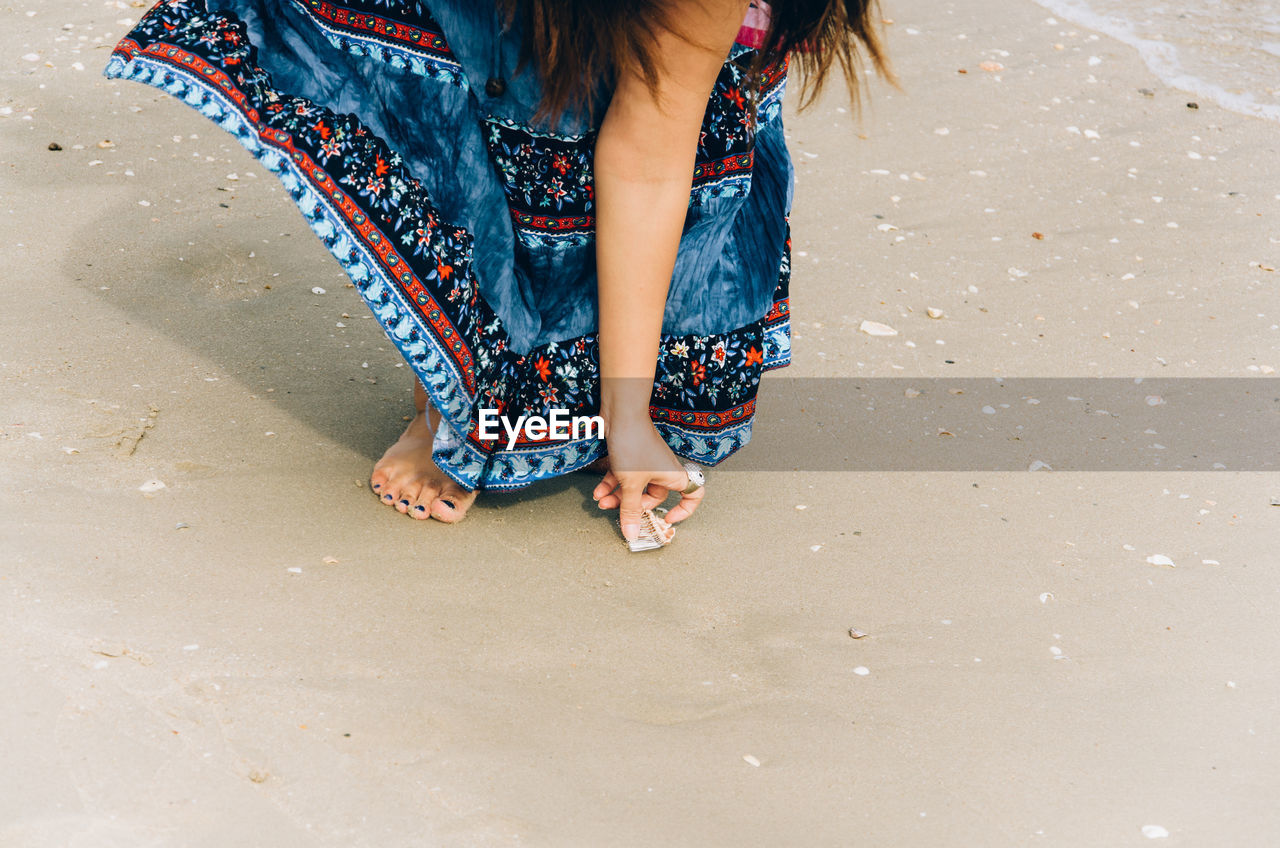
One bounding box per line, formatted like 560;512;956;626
501;0;893;121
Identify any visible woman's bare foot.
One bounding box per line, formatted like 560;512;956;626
369;382;477;523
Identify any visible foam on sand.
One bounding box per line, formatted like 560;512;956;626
1032;0;1280;122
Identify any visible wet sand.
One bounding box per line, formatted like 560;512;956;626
2;0;1277;844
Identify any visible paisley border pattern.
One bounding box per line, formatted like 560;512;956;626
288;0;466;86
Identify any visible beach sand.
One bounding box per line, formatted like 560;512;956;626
2;0;1277;844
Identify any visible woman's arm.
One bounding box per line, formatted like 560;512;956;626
591;0;751;541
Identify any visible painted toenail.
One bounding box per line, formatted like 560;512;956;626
399;499;410;506
372;483;382;490
383;494;393;502
440;499;456;510
414;505;426;513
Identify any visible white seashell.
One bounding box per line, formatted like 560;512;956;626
311;286;326;295
138;479;166;493
853;666;870;676
743;755;761;767
859;320;898;337
1145;554;1175;567
1141;825;1169;839
926;307;944;319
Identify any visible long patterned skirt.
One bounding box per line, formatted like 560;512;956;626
104;0;795;491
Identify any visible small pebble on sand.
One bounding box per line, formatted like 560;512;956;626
853;666;870;676
138;479;166;493
1141;825;1169;839
743;755;761;767
848;628;868;639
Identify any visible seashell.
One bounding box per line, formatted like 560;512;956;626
859;320;898;337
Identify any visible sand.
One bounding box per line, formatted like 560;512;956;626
2;0;1277;844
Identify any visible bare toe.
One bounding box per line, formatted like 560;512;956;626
394;479;425;514
430;480;477;524
409;482;441;521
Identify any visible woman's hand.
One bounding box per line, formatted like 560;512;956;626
591;415;706;542
591;0;745;543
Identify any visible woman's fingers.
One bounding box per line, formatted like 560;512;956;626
594;466;706;529
663;484;706;524
616;480;647;542
592;469;619;504
642;482;668;510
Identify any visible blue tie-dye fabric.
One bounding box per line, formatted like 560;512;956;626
220;0;794;355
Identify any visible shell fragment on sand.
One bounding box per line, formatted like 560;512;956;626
859;320;899;337
1145;554;1176;567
